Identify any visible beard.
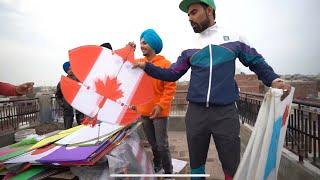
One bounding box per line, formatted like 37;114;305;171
190;16;210;33
141;48;149;56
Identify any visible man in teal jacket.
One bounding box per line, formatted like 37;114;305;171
133;0;291;179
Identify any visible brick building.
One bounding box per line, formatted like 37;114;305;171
175;81;189;99
175;76;319;99
234;74;265;93
176;75;265;96
288;80;318;99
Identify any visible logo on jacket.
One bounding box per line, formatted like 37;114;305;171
223;36;230;41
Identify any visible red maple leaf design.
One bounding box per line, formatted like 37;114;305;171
95;76;124;101
81;116;98;127
81;117;91;126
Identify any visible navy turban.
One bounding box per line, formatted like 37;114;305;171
63;61;70;73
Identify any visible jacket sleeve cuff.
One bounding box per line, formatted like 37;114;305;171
155;103;165;111
265;74;280;87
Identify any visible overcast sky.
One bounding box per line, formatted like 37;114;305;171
0;0;319;86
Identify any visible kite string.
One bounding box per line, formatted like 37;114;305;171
115;46;134;77
83;47;135;142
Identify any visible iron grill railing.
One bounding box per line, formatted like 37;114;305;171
2;91;319;169
170;98;188;117
50;95;189;119
170;90;188;117
0;98;40;135
51;96;63;122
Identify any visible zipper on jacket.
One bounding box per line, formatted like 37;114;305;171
206;45;213;107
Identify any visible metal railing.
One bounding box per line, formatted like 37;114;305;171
170;90;188;117
237;91;320;168
2;91;318;168
51;96;63;122
0;98;40;135
170;100;188;117
50;94;189;119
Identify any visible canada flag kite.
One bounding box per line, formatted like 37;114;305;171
60;45;153;126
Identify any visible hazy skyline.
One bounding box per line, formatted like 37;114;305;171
1;0;319;86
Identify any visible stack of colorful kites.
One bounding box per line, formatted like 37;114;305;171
0;45;154;179
0;122;141;179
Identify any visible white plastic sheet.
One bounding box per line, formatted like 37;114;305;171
234;87;295;180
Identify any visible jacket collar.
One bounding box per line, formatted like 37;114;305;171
143;55;165;63
200;23;218;36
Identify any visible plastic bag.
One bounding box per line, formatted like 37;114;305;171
70;156;110;180
71;131;154;180
234;88;295;180
108;131;154;175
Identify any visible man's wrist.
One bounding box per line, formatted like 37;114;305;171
14;86;22;96
141;62;147;70
272;78;284;83
155;104;163;110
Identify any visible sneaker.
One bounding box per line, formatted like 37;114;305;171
154;166;164;174
164;178;175;180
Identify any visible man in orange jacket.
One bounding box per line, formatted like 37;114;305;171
130;29;176;174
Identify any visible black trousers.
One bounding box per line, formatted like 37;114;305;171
63;104;84;129
185;102;240;177
141;116;173;174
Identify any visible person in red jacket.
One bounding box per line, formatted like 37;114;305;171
129;29;176;174
0;82;34;96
